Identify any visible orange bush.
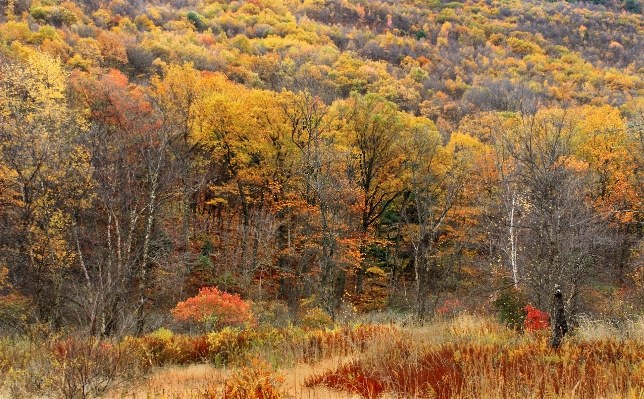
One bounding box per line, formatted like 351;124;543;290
171;287;254;330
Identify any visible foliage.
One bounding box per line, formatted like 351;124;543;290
0;293;33;335
7;317;644;398
524;305;550;332
138;323;396;368
171;287;254;331
50;337;149;399
2;0;644;336
300;307;334;330
0;335;149;399
493;288;527;331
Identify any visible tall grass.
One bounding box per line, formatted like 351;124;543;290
4;314;644;398
0;324;395;398
306;314;644;398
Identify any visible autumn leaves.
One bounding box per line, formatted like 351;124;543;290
1;50;644;334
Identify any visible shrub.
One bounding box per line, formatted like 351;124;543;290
49;337;148;399
200;357;289;399
493;288;527;331
524;305;550;332
300;307;333;330
171;287;254;331
0;292;33;335
141;332;209;366
147;327;173;340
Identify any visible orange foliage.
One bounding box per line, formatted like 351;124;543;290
171;287;254;329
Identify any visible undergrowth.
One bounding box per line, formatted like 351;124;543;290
306;314;644;398
5;315;644;398
200;357;290;399
0;324;394;398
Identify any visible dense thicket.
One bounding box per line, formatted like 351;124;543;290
2;0;644;335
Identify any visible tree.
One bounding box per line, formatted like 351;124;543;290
500;109;601;312
339;93;405;295
97;32;128;68
190;74;282;296
399;117;481;319
149;63;204;256
70;68;184;335
473;111;529;287
0;53;89;328
280;90;357;318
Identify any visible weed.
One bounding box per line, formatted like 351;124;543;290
200;357;289;399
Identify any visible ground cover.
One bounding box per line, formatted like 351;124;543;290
2;314;644;398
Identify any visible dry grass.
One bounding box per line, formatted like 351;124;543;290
306;314;644;399
5;315;644;398
104;365;228;399
285;357;362;399
101;357;362;399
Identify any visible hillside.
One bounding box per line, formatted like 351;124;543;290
2;0;644;337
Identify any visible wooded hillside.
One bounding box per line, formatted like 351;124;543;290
2;0;644;335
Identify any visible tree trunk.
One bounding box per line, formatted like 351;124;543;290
551;287;567;349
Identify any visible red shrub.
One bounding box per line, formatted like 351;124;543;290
171;287;254;330
524;305;550;332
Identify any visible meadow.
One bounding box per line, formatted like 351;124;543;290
2;313;644;399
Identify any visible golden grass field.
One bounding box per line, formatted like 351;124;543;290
4;314;644;399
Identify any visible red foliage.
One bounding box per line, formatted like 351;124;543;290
524;305;550;332
170;286;254;329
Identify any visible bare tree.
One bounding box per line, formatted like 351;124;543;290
502;110;603;312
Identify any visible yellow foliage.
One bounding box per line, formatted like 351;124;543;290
605;69;638;91
0;20;32;43
74;38;103;65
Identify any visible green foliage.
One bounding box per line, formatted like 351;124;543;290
493;288;527;331
624;0;642;13
201;240;215;256
436;7;457;23
29;6;48;22
444;1;464;8
195;254;214;270
29;25;61;44
187;11;207;31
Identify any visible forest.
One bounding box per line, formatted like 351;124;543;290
3;0;644;396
